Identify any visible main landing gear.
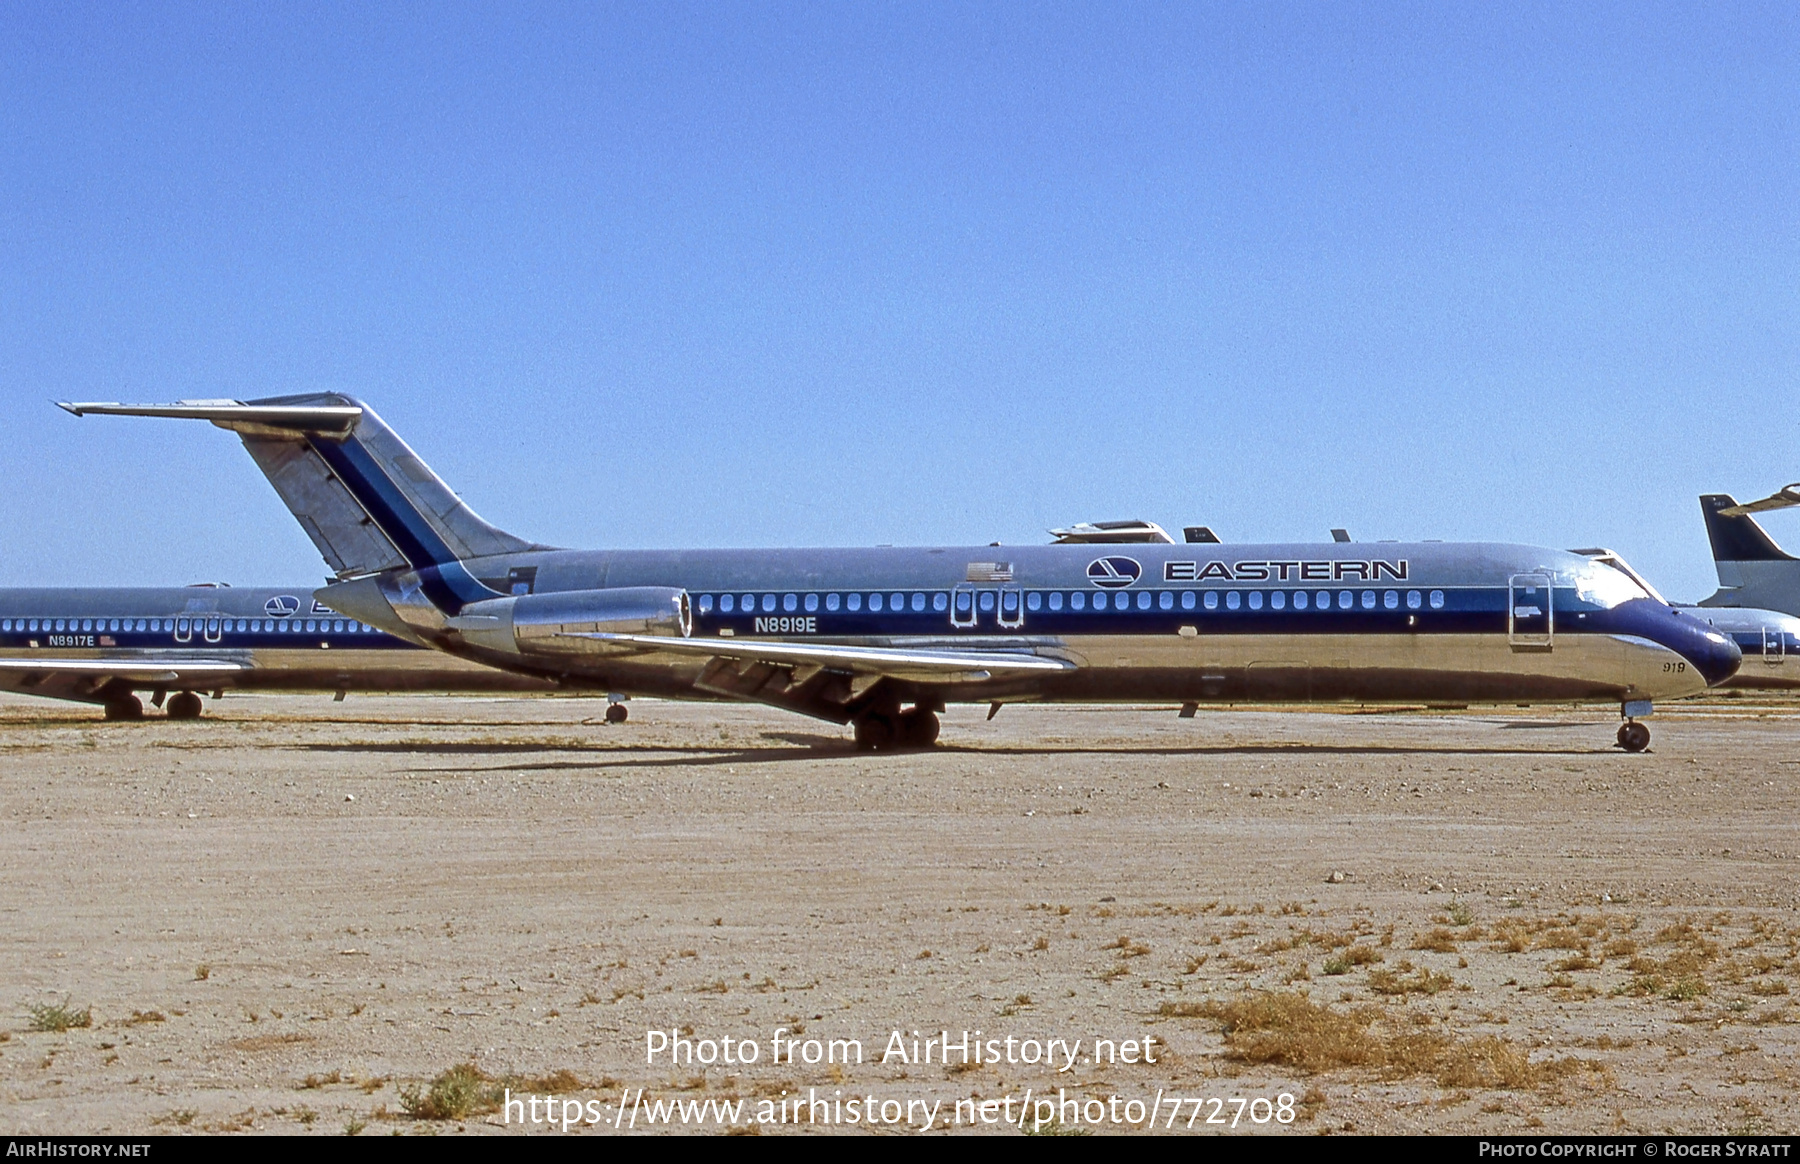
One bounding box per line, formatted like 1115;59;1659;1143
103;694;143;721
853;706;940;752
166;691;205;721
604;703;629;724
1616;699;1652;753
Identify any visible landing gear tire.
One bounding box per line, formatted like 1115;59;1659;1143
854;713;896;752
604;703;629;725
1617;721;1650;753
104;695;143;721
166;691;204;720
896;708;941;748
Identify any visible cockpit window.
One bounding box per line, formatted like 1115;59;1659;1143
1577;561;1650;609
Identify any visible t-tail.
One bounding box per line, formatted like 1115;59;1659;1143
57;394;544;627
1698;493;1800;617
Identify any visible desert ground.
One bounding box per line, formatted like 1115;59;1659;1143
0;689;1794;1136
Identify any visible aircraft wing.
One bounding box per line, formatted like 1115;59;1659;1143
564;634;1076;683
0;658;248;704
0;658;247;681
1718;485;1800;517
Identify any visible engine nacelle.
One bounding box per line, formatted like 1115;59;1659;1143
448;587;692;657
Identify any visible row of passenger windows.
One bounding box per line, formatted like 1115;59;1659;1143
695;590;1450;614
2;617;377;635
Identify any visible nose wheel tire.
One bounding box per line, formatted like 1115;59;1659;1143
604;704;628;724
166;691;204;720
104;695;143;721
1617;722;1650;753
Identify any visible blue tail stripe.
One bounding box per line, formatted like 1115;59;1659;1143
308;436;498;611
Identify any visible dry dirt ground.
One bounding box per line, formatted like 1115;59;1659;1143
0;690;1796;1136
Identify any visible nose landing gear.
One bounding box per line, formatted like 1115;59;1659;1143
1616;700;1652;752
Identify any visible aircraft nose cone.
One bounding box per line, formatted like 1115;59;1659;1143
1672;609;1742;686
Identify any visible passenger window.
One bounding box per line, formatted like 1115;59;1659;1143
1181;591;1195;610
1338;591;1353;609
911;593;925;612
1001;590;1019;613
1407;590;1422;610
81;619;93;632
1136;592;1151;610
332;620;344;633
978;591;995;613
1071;592;1086;611
892;593;905;611
1430;590;1445;609
1;620;9;631
1271;591;1286;610
1293;591;1307;609
1204;591;1219;610
826;593;840;611
305;619;317;632
847;593;862;611
761;594;776;613
1248;592;1264;610
1226;592;1241;610
1361;591;1376;609
933;592;948;612
719;595;733;612
173;619;185;634
1383;591;1398;610
783;594;797;612
699;595;714;613
1026;592;1042;611
870;593;884;612
1048;592;1064;611
1158;591;1173;610
238;620;248;632
804;594;819;612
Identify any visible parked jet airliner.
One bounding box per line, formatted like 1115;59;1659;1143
61;396;1742;752
0;585;555;718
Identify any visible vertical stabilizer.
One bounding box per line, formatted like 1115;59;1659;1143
58;394;544;584
1698;494;1800;617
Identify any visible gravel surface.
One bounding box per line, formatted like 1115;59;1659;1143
0;691;1793;1136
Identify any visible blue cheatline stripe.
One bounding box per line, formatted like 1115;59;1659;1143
307;435;499;612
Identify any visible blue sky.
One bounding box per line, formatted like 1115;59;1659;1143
1;3;1795;599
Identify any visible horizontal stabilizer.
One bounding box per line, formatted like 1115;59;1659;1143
57;400;363;433
565;633;1076;683
1716;485;1800;518
59;395;542;587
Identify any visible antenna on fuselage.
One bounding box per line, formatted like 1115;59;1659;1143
1331;529;1352;543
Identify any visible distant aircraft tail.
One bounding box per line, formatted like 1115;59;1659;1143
59;394;541;603
1698;494;1800;616
1700;494;1796;565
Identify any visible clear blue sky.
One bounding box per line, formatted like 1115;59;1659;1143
1;3;1794;599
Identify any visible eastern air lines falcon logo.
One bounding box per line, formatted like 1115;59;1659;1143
1086;557;1142;588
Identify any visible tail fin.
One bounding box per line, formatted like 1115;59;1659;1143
59;394;541;581
1700;494;1796;565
